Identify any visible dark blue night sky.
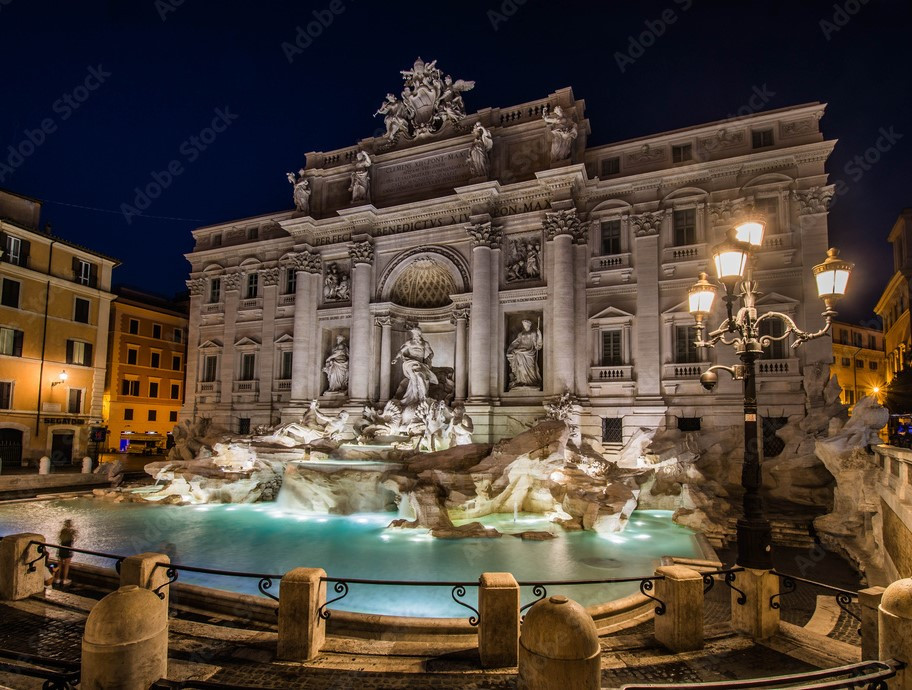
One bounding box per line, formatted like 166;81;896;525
1;0;909;322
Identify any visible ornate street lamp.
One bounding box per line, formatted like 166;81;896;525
689;220;852;569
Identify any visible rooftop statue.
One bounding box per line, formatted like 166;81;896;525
542;105;578;162
349;150;372;204
286;169;311;214
466;122;493;177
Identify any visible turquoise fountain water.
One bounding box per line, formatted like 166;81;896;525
0;498;700;617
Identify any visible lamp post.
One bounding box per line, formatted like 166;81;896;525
688;220;852;569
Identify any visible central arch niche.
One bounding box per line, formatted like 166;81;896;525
389;258;457;308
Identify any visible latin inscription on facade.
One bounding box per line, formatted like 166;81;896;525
374;149;471;197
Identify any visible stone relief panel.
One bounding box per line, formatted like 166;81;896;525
505;312;543;392
504;234;542;283
322;262;351;303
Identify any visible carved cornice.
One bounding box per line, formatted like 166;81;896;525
348;240;375;265
466;222;502;249
543;209;583;241
289;250;323;274
259;267;280;287
222;272;241;291
791;186;834;216
185;277;206;296
709;198;746;224
630;210;665;237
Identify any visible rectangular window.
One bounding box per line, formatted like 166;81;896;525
239;353;256;381
284;269;297;295
149;382;159;398
870;361;878;371
600;220;621;256
674;325;700;363
173;328;183;344
170;383;180;399
128;318;139;335
202;355;218;382
121;379;140;396
66;340;93;366
124;408;133;420
841;357;851;367
150;352;161;368
238;418;251;435
74;259;91;285
0;327;23;357
4;235;29;266
600;330;623;366
280;351;293;379
0;381;12;409
868;335;877;349
672;209;696;246
148;410;157;422
752;129;774;149
127;348;138;365
601;417;623;444
169;411;178;422
1;278;21;308
760;318;787;360
753;197;778;232
853;332;863;347
677;417;701;432
74;297;90;323
856;359;864;368
152;324;162;339
67;389;82;414
172;355;181;371
246;273;259;299
845;389;855;405
672;143;692;163
600;156;620;177
208;278;221;303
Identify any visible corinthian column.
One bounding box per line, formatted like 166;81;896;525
348;240;374;402
376;315;392;402
452;307;469;401
544;209;579;394
290;251;322;401
467;222;501;401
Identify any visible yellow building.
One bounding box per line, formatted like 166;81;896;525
0;189;118;469
875;209;912;384
103;288;187;453
830;321;886;412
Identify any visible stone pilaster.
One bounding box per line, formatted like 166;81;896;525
348;240;374;402
219;271;241;416
182;278;205;420
259;267;280;406
544;209;579;394
632;212;663;400
290;251;322;402
453;307;469;402
376;315;392;402
573;225;590;397
467;222;501;401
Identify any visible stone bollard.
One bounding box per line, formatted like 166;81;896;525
654;565;704;652
120;553;171;611
81;457;92;473
518;595;600;690
859;586;885;660
81;585;168;689
479;572;520;668
38;456;50;474
879;578;912;689
730;568;780;640
0;533;46;601
278;567;327;661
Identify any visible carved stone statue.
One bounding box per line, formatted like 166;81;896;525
391;326;437;406
466;123;493;177
375;93;412;141
323;335;350;393
506;319;543;389
542;106;578;162
349;151;372;204
286;169;311;214
263;400;349;446
323;263;351;302
447;403;474;446
506;237;542;282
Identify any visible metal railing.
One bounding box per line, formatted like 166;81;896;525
26;540;125;575
770;570;861;635
150;562;282;603
0;647;80;690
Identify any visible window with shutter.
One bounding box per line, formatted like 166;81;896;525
1;279;21;308
0;328;23;357
73;298;90;323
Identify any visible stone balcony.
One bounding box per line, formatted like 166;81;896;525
202;302;223;314
590;365;634;382
196;381;220;403
233;380;259;395
662;362;708;379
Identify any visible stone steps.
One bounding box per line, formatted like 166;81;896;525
701;517;821;551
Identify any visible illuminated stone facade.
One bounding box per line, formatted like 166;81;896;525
183;68;837;447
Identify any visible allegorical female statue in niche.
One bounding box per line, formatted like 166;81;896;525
323;335;350;393
506;319;543;390
391;326;438;406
